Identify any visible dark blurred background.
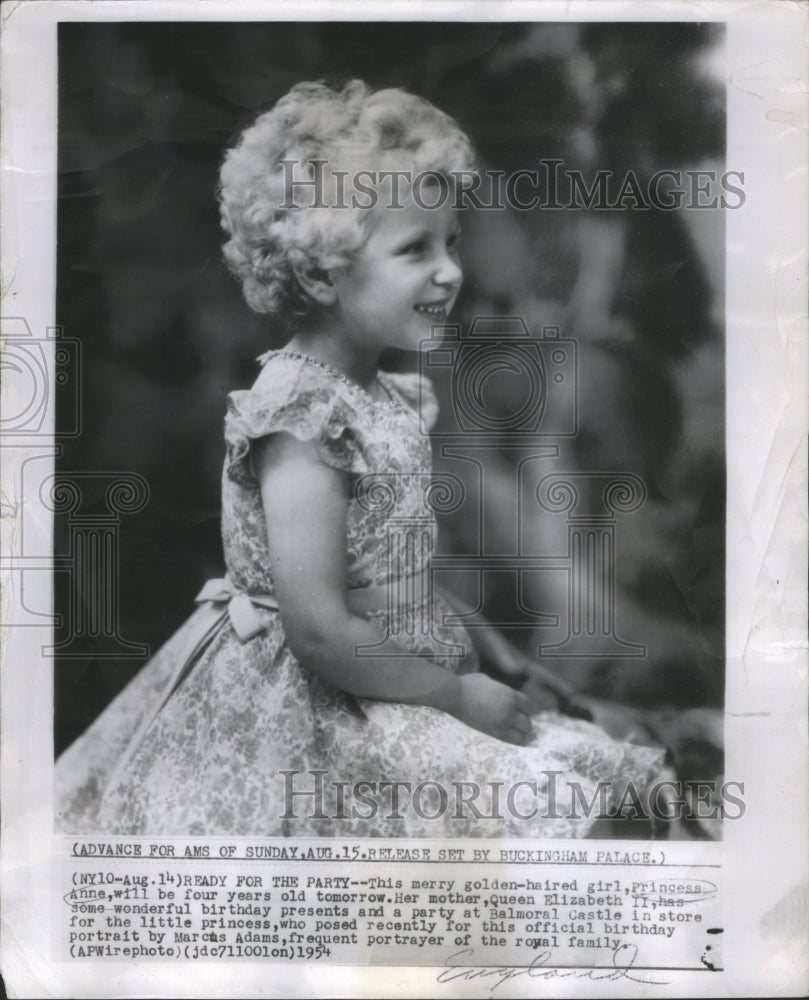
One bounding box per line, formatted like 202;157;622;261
55;21;725;755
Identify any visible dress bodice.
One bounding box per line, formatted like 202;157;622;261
221;351;441;596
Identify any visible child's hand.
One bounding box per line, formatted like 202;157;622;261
456;674;533;745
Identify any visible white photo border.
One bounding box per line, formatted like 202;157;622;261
1;1;807;997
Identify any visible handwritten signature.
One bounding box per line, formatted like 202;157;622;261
436;943;670;990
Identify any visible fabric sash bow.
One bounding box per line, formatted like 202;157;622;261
194;578;280;642
194;569;433;643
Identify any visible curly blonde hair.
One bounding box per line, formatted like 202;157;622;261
218;80;475;323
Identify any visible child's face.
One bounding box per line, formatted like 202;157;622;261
330;188;463;354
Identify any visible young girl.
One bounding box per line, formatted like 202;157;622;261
56;80;665;837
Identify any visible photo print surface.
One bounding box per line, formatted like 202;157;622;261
53;20;727;839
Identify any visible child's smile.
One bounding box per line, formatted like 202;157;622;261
331;191;463;355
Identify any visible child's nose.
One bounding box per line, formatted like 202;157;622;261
433;252;463;288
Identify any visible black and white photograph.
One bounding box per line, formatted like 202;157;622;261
1;1;806;997
51;19;728;840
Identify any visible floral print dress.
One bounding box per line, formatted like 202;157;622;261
56;352;664;837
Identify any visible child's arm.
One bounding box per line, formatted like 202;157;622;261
435;592;530;678
253;433;532;746
436;589;589;714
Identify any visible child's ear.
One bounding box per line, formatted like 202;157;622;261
292;261;337;306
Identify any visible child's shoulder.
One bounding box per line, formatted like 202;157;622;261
225;353;369;484
229;350;358;441
240;350;360;419
249;352;439;429
250;349;327;400
379;370;439;429
223;354;439;485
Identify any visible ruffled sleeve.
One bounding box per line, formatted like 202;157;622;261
224;364;369;487
381;372;440;431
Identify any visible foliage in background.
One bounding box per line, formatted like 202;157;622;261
56;22;725;754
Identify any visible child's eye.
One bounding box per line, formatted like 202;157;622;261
399;239;427;256
447;230;461;250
